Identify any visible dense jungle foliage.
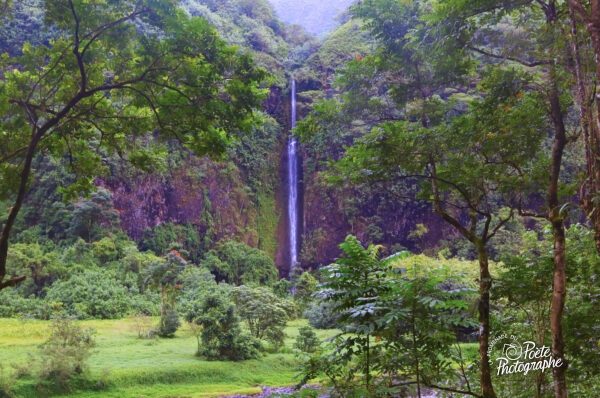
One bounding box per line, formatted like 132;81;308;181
0;1;599;398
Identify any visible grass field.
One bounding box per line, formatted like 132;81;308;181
0;318;338;398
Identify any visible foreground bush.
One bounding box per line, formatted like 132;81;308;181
38;318;95;390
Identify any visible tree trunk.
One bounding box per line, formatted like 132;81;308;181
567;0;600;253
548;69;569;398
550;219;568;398
0;128;42;290
477;242;496;398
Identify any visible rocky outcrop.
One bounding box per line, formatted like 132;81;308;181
100;157;260;247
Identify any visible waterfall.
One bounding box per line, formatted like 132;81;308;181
288;79;299;273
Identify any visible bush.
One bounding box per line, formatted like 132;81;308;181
0;289;46;318
157;308;180;338
38;318;95;391
129;314;156;339
0;364;15;398
272;278;292;298
140;223;202;262
45;270;130;319
184;288;261;360
294;326;320;353
304;300;340;329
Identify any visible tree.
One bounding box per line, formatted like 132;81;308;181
144;249;187;337
307;235;477;397
294;325;320;353
379;265;477;398
293;271;318;310
202;240;277;286
318;235;389;394
232;285;289;349
0;0;267;290
566;1;600;253
429;2;579;395
327;57;545;398
6;241;62;296
45;269;131;319
184;287;261;361
66;188;120;243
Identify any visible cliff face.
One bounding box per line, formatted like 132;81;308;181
101;157;260;247
92;5;454;271
35;1;456;272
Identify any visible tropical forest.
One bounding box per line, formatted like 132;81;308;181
0;0;598;397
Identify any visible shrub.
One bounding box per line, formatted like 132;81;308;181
144;250;187;337
129;291;160;316
157;308;180;338
304;300;340;329
272;278;292;297
0;364;15;398
0;289;45;318
129;314;156;339
140;223;202;262
184;288;260;360
38;318;95;391
294;326;320;353
45;270;130;319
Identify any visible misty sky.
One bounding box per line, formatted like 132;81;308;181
268;0;354;36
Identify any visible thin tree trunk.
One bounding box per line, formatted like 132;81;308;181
548;69;569;398
412;291;421;398
550;219;568;398
477;242;496;398
0;128;42;290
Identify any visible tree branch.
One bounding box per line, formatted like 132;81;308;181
80;7;148;56
68;0;87;93
467;45;551;67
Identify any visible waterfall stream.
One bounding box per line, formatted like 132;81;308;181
288;79;299;273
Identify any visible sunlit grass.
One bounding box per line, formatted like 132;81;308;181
0;317;339;398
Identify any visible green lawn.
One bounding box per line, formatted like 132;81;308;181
0;318;338;398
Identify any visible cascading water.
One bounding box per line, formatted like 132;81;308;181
288;79;299;273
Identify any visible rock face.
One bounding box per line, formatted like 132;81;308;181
300;172;452;268
101;157;260;247
97;83;453;273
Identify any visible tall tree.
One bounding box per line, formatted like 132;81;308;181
429;1;579;396
566;0;600;254
0;0;267;290
297;2;547;396
332;67;546;398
